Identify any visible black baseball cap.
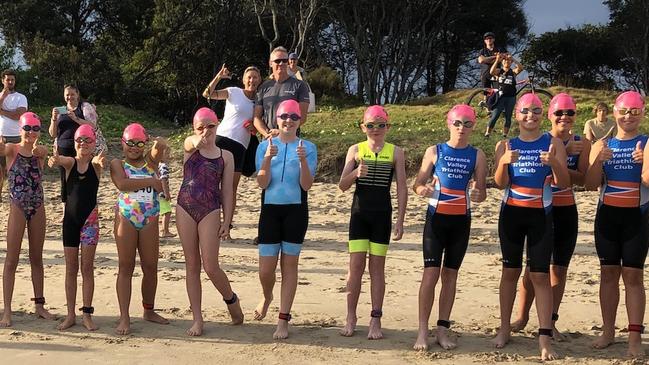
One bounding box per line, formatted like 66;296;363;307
483;32;495;39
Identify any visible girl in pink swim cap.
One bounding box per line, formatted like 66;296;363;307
587;90;648;357
48;121;108;331
493;92;570;360
511;92;590;343
0;112;56;327
412;104;487;351
110;122;170;335
176;107;243;336
338;105;407;340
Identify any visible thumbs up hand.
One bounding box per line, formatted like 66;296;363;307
565;137;584;155
356;158;368;178
296;139;307;161
540;143;557;167
501;141;519;165
591;138;613;164
469;180;482;202
418;175;439;198
32;143;48;159
632;140;643;163
48;146;60;168
265;137;278;158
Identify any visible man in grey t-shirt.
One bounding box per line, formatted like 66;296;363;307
253;47;310;139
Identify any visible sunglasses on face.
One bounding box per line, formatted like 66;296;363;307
452;120;475;128
22;125;41;132
617;107;643;116
75;136;95;144
195;124;217;131
122;138;146;148
278;113;301;121
519;107;543;115
553;109;576;117
364;123;388;129
272;59;289;65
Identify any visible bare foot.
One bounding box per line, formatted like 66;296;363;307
161;232;176;238
552;325;567;342
492;328;511;349
187;320;204;336
627;333;643;358
339;315;357;337
273;319;289;339
143;310;170;324
227;301;244;325
510;316;528;332
592;330;615;349
540;335;558;360
115;316;130;335
57;314;76;331
253;296;273;320
413;327;429;351
437;327;457;350
367;317;383;340
82;314;99;331
35;305;56;320
0;312;12;327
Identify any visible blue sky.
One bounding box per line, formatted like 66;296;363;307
524;0;610;34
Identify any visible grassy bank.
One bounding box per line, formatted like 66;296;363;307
31;88;645;181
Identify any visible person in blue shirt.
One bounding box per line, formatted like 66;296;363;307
253;99;317;340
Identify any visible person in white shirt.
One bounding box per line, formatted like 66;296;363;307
0;69;28;200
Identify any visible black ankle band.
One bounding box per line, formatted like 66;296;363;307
437;320;451;329
539;328;553;337
224;292;238;305
78;306;94;314
279;312;292;321
552;313;559;321
629;324;645;333
31;297;45;305
370;309;382;318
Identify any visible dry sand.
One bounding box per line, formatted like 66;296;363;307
0;166;646;364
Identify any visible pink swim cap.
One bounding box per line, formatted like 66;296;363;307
516;92;543;112
193;107;218;125
548;93;577;119
74;124;96;141
19;112;41;128
363;105;389;122
276;99;301;118
615;91;645;110
447;105;476;127
122;123;147;141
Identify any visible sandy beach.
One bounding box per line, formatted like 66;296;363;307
0;164;646;364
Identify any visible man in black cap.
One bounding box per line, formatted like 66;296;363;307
478;32;507;101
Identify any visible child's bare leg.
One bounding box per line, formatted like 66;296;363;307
1;204;27;327
178;206;204;335
254;255;278;320
621;267;645;357
273;253;299;339
437;267;459;350
414;267;440;350
592;265;621;349
511;267;534;331
115;215;138;335
550;265;568;340
58;247;79;330
529;271;557;360
27;206;55;320
137;218;169;325
493;267;521;348
340;252;366;337
161;213;175;237
80;243;98;331
367;254;386;340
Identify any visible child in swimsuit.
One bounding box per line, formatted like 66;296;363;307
412;105;487;351
176;107;243;336
109;122;169;335
0;112;56;327
338;105;407;340
158;149;175;238
254;100;318;340
48;124;107;331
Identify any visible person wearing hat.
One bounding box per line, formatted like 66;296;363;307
287;52;308;82
478;32;507;93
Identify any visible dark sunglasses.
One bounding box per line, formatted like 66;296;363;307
272;58;289;65
617;107;643;116
75;136;95;144
195;124;217;131
452;120;475;128
364;123;388;129
553;109;576;117
122;138;146;148
278;113;301;121
519;107;543;115
22;125;41;132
